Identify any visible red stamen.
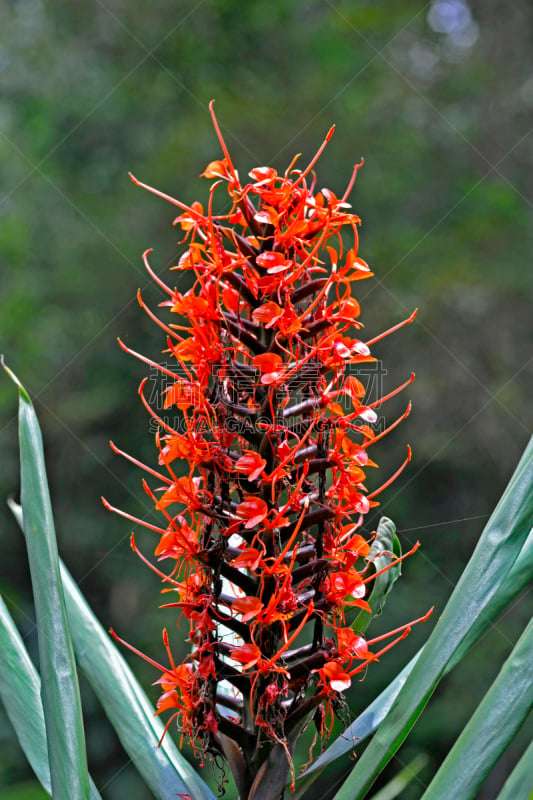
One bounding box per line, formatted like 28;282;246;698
363;541;420;585
142;249;174;296
101;497;166;535
363;403;411;447
364;309;417;347
341;158;364;203
293;125;335;187
367;446;412;499
109;627;167;673
137;289;181;341
367;607;433;646
138;378;180;437
117;338;181;382
130;533;182;586
348;628;410;678
157;711;181;746
367;373;415;410
140;479;195;554
130;173;206;220
109;440;171;484
262;602;315;669
208;100;239;185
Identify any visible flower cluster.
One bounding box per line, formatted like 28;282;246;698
105;103;428;794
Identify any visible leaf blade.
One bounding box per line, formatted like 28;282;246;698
368;754;428;800
420;617;533;799
495;739;533;800
0;595;52;795
0;596;102;800
4;361;91;800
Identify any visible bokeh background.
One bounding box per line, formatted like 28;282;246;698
1;1;532;798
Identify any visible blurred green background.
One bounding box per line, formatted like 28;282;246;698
0;1;531;798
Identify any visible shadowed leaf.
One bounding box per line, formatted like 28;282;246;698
420;617;533;800
3;360;90;800
0;596;102;799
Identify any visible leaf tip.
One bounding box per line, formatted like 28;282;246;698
1;356;32;404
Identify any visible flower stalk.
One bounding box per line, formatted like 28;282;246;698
105;102;428;799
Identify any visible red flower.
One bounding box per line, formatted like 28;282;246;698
236;497;269;529
315;660;352;693
234;452;267;481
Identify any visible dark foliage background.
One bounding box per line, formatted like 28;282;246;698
0;1;531;798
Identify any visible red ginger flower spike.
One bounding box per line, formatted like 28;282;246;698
106;101;429;798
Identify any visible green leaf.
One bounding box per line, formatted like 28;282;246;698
9;498;216;800
0;595;52;795
351;518;402;635
0;596;102;800
421;616;533;799
447;520;533;671
496;739;533;800
331;435;533;800
368;754;428;800
3;360;90;800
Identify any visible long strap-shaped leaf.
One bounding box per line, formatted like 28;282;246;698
9;509;216;795
0;597;102;800
3;360;90;800
368;754;428;800
420;616;533;799
496;738;533;800
446;519;533;673
331;436;533;800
